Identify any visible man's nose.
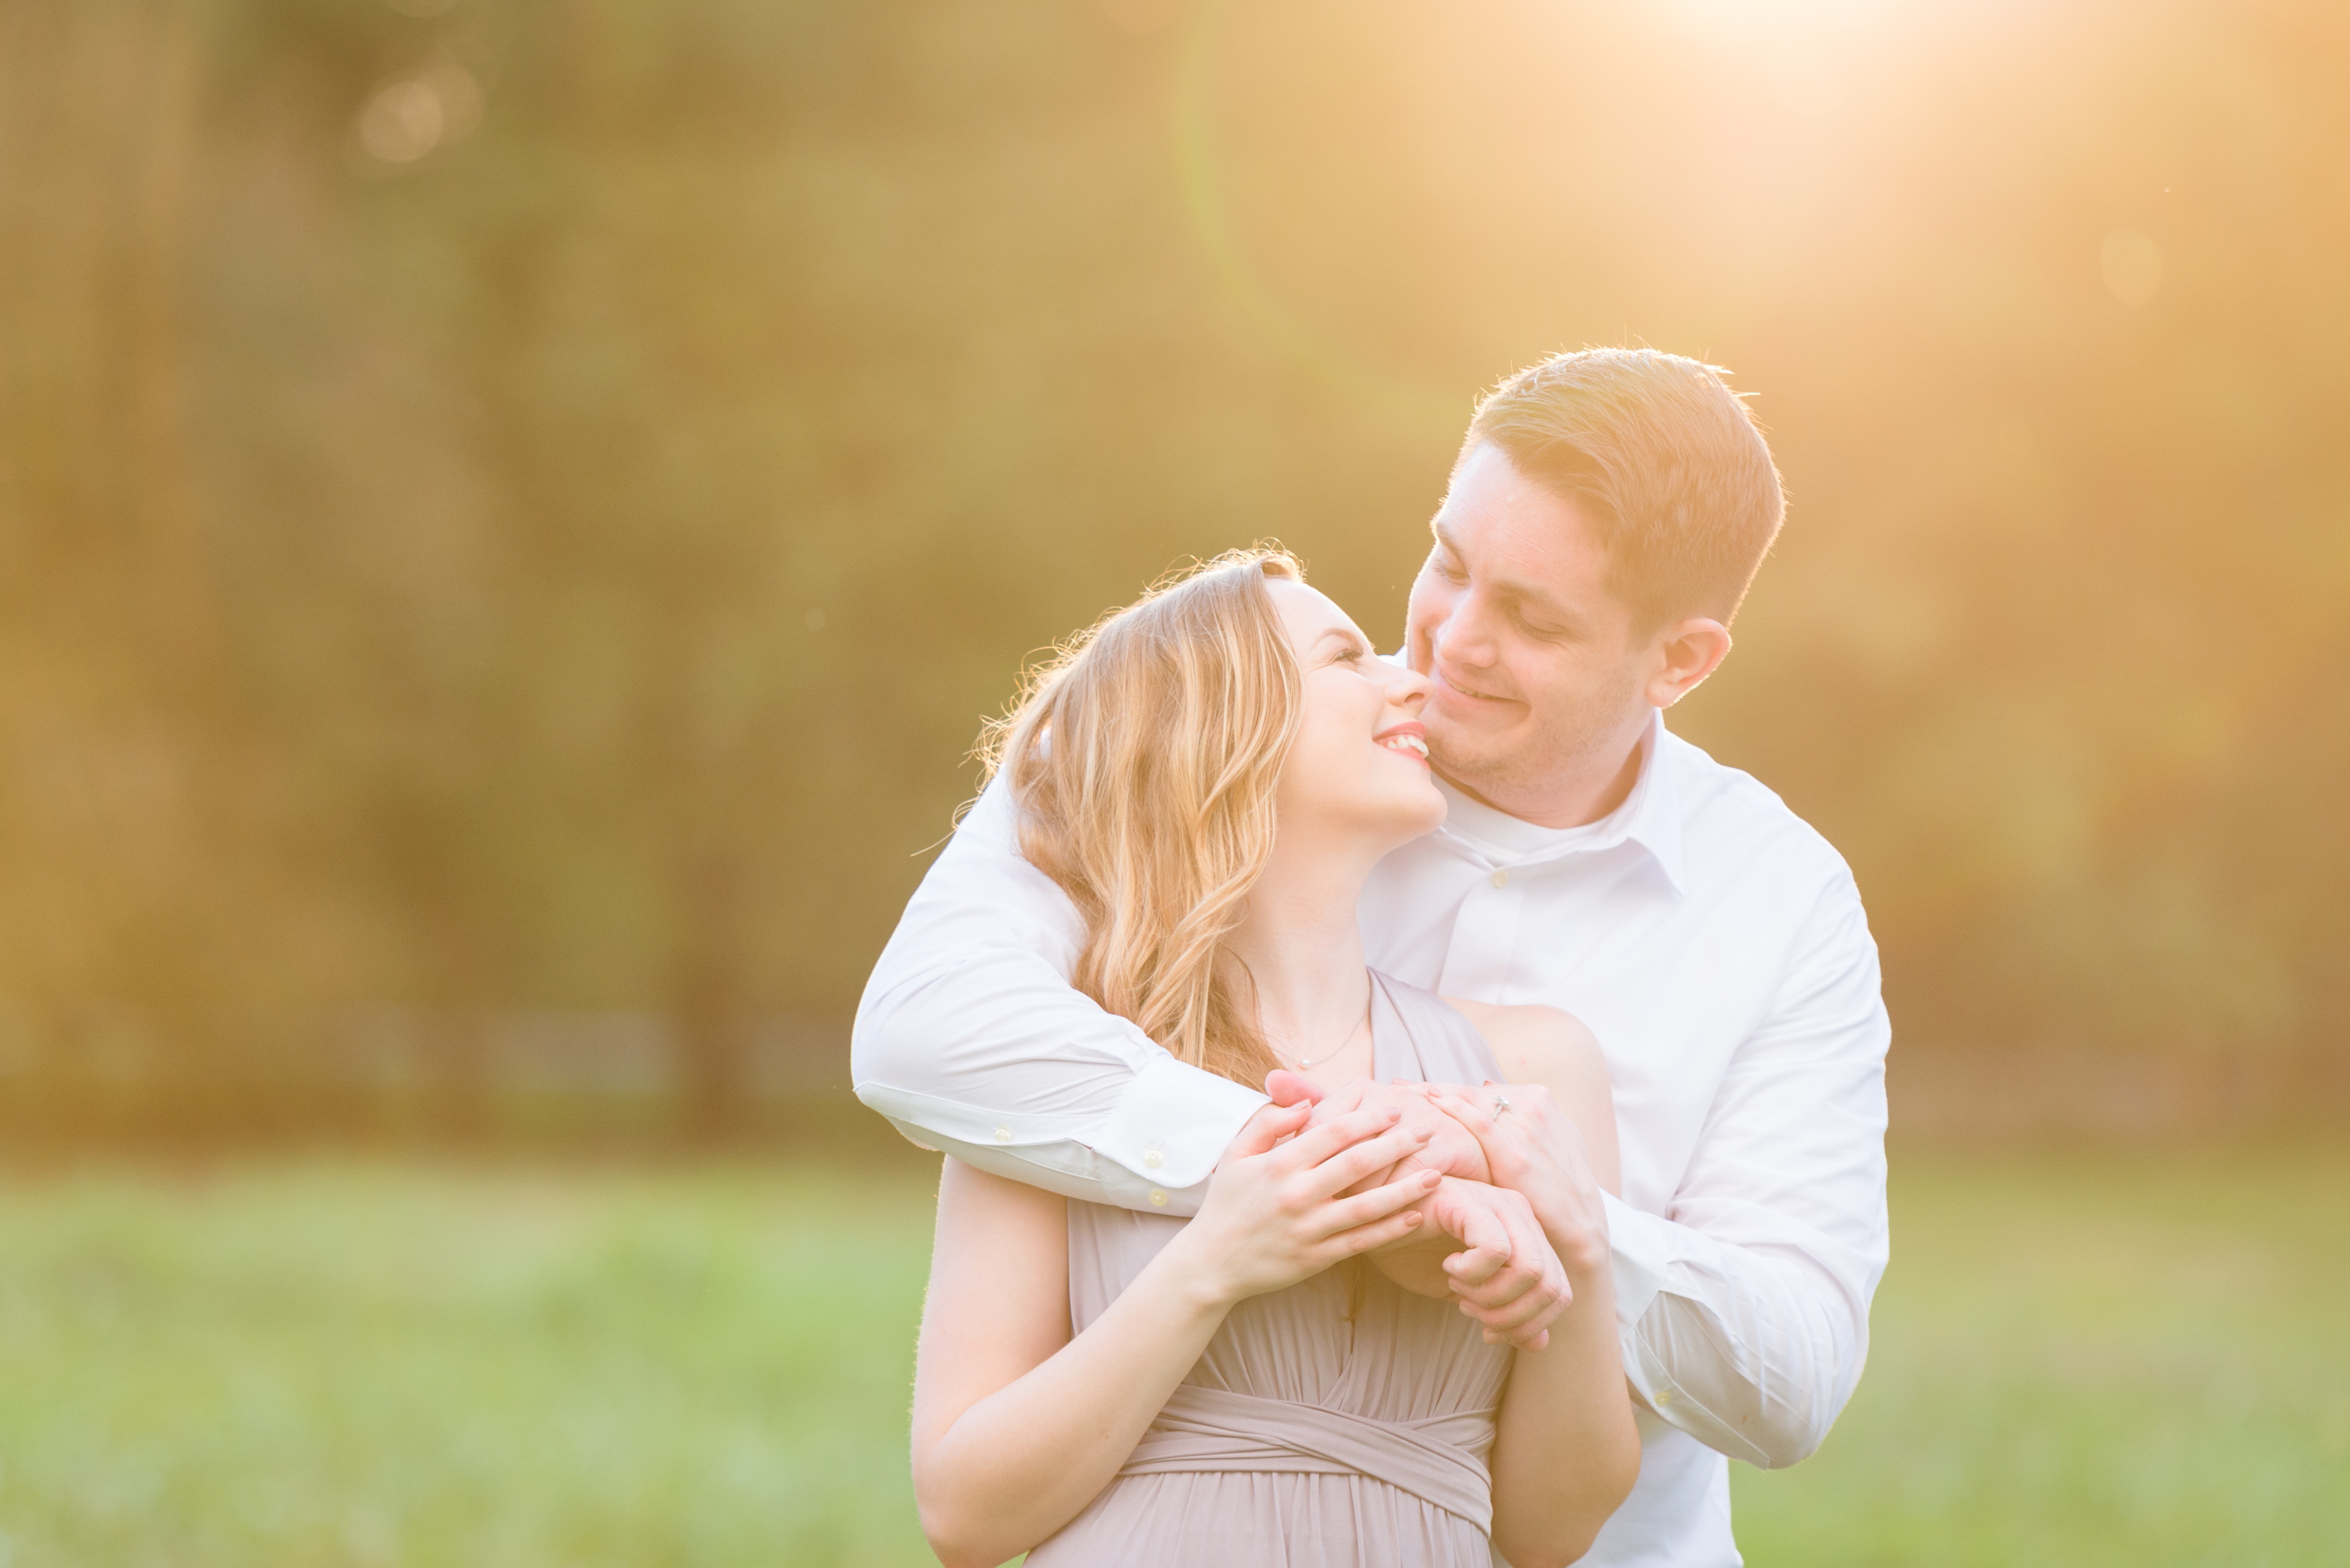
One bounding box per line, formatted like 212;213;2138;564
1433;593;1499;667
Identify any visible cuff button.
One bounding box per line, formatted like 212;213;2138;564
1148;1189;1168;1206
1143;1150;1164;1168
993;1127;1012;1142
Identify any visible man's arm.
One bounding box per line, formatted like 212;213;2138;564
851;777;1266;1215
861;779;1578;1348
1604;864;1891;1469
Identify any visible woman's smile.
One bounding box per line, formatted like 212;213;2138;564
1375;721;1431;764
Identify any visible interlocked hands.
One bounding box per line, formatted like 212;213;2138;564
1173;1099;1442;1308
1424;1081;1609;1275
1255;1070;1606;1352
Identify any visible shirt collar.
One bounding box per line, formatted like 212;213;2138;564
1431;708;1687;893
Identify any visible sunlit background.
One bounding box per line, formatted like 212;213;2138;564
1;0;2344;1562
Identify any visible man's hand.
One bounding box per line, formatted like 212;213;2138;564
1267;1071;1491;1186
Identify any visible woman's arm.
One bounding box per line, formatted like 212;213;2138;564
911;1159;1217;1568
911;1101;1440;1568
1440;1003;1640;1568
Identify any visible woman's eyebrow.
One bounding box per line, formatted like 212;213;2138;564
1313;626;1365;655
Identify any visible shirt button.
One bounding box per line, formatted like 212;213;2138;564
1491;870;1509;889
1149;1189;1168;1206
1143;1150;1164;1168
993;1127;1011;1142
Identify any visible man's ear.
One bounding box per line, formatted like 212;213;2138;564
1647;618;1732;708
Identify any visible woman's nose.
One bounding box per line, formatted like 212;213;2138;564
1388;665;1432;714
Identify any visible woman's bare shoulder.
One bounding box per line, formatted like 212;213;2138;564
1441;997;1605;1093
1443;998;1621;1193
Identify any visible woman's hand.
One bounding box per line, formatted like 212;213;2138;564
1424;1083;1609;1272
1166;1099;1441;1308
1429;1177;1572;1348
1266;1070;1493;1186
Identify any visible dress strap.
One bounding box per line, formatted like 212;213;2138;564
1117;1383;1497;1532
1368;971;1503;1086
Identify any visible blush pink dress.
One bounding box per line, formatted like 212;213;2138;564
1025;972;1513;1568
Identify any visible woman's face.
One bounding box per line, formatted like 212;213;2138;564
1265;578;1446;852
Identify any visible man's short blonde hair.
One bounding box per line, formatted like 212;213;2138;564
1466;348;1786;630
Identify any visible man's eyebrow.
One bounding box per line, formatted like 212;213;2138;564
1431;521;1576;626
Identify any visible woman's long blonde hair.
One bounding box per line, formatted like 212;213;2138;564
979;548;1305;1088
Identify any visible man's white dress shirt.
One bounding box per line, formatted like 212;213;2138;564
853;709;1890;1568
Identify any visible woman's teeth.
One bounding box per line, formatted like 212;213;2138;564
1379;734;1429;759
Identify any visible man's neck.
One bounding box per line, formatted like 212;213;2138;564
1219;834;1376;1060
1440;717;1652;831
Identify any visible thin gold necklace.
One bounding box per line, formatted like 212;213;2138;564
1283;989;1371;1073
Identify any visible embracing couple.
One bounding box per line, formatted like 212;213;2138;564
853;348;1891;1567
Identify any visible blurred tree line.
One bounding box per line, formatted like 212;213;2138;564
1;0;2344;1139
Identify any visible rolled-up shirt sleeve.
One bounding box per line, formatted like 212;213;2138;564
1602;865;1891;1469
851;777;1265;1215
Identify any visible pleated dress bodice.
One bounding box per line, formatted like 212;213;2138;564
1027;973;1513;1568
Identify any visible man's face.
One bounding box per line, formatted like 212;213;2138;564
1404;442;1656;820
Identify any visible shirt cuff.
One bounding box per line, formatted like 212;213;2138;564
1602;1190;1675;1330
1088;1052;1267;1191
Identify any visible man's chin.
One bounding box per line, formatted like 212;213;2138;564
1428;754;1524;815
1425;734;1503;787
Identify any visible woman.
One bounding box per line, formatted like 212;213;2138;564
909;550;1639;1568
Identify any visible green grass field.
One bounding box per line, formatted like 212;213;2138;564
0;1146;2343;1567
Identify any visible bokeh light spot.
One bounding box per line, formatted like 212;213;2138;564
356;62;483;166
358;81;444;164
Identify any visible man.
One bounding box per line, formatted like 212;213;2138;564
853;348;1890;1567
